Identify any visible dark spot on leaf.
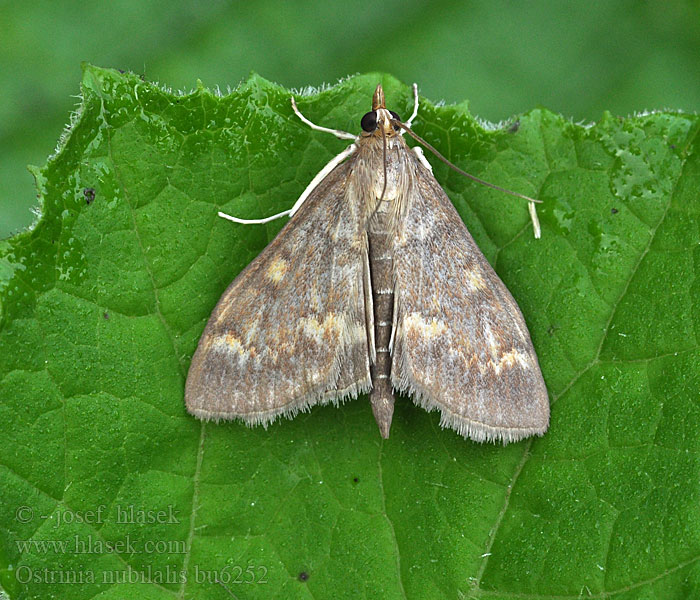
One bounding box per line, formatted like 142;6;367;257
298;571;309;582
508;120;520;133
84;188;96;205
103;312;110;320
611;207;619;214
353;476;359;483
214;576;240;599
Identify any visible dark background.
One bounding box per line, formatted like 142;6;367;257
2;0;699;238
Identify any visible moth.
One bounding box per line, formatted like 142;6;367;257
185;84;549;443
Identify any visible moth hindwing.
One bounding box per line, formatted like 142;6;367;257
185;83;549;443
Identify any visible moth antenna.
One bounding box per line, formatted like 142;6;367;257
366;126;390;225
379;126;388;205
394;120;543;238
394;121;541;205
290;97;356;141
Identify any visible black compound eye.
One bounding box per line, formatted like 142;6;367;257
389;110;402;131
360;111;377;132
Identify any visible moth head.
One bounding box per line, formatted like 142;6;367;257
361;83;401;137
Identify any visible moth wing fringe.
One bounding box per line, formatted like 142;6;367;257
187;306;373;428
391;341;547;443
188;376;372;428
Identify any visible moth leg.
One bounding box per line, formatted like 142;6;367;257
403;83;419;130
412;146;433;173
218;209;291;225
290;97;357;141
288;143;358;217
217;142;358;225
528;201;542;239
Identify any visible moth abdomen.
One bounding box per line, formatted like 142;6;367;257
367;210;396;438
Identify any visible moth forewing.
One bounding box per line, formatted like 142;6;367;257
185;160;373;424
185;83;549;443
390;161;549;443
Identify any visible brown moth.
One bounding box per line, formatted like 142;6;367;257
185;84;549;443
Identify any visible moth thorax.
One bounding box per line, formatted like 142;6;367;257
371;152;407;205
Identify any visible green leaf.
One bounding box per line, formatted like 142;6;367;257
1;65;699;599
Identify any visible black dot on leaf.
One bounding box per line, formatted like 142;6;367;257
298;571;309;582
84;188;96;205
103;312;110;320
611;207;619;214
352;477;359;483
508;120;520;133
